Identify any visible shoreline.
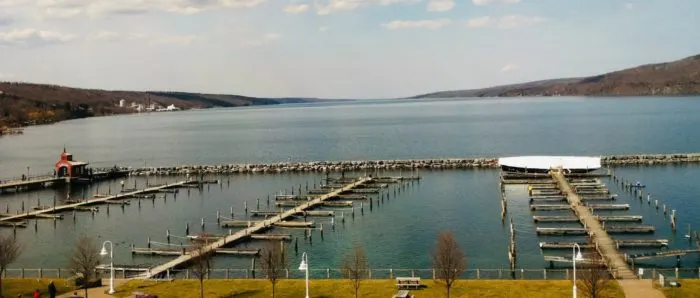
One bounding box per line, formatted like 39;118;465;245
113;153;700;176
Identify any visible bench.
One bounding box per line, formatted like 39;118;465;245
396;277;422;289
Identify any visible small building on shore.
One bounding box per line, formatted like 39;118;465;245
55;148;89;178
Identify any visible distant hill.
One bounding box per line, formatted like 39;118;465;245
0;83;320;128
413;54;700;98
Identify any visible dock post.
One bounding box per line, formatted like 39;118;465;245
257;198;260;210
244;201;248;214
34;218;37;232
655;200;659;209
147;237;151;248
352;206;355;219
217;210;220;224
360;202;364;216
186;222;190;236
37;197;40;208
370;197;373;211
21;201;24;212
201;217;205;231
663;205;667;216
331;217;335;231
267;195;270;206
4;203;7;214
320;223;324;241
166;229;170;243
230;206;234;219
341;212;345;224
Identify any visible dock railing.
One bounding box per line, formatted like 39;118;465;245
4;268;700;280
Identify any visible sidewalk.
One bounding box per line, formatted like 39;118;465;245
617;279;665;298
57;279;125;298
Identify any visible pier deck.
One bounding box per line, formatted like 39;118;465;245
142;177;372;279
0;176;63;192
550;170;637;279
0;181;191;223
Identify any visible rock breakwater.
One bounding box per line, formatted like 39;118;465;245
105;153;700;176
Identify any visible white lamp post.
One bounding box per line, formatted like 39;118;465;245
100;241;115;294
298;252;309;298
572;243;583;298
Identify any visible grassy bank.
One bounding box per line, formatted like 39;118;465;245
3;279;72;297
115;279;624;298
663;279;700;298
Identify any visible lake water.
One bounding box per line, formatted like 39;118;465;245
1;97;700;274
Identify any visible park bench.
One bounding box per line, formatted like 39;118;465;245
396;277;422;289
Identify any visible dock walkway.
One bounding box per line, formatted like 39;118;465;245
550;170;637;279
0;181;190;223
0;176;63;192
142;177;372;279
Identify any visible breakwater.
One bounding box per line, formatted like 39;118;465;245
100;153;700;176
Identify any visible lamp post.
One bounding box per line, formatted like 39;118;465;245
572;243;583;298
298;252;309;298
26;166;30;180
100;241;115;294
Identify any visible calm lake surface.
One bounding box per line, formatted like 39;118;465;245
1;97;700;273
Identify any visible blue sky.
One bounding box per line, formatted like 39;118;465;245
1;0;699;98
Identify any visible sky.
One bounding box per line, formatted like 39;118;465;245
1;0;699;99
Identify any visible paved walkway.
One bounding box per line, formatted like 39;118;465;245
57;279;124;298
618;279;666;298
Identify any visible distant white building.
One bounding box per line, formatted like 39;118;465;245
130;102;138;108
136;104;144;112
118;99;126;107
166;104;180;111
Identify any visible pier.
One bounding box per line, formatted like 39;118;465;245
0;181;191;224
539;240;669;249
0;176;63;193
533;215;643;223
142;177;372;279
550;170;637;279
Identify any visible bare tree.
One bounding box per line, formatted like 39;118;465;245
190;243;214;298
260;241;287;298
0;234;21;297
431;231;466;298
341;243;369;298
577;247;611;298
69;235;100;298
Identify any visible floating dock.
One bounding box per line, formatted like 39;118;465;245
539;240;668;249
549;170;638;279
533;215;643;223
0;181;192;226
132;247;259;256
536;225;654;235
296;210;334;217
143;177;372;279
627;249;700;261
529;204;628;211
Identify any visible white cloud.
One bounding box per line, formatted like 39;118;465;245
625;2;634;9
382;19;451;30
284;3;309;14
318;26;330;32
466;16;491;28
500;63;518;72
497;14;546;28
472;0;520;5
0;28;75;46
91;31;147;42
154;34;197;45
243;33;281;47
29;0;266;18
466;15;546;29
427;0;454;12
315;0;419;15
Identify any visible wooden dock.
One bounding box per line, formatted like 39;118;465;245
0;181;191;225
533;215;643;223
539;240;669;249
550;170;637;279
627;249;700;261
142;177;373;279
0;176;63;193
536;226;654;235
132;247;259;256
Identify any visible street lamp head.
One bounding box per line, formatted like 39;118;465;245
100;243;108;256
575;251;584;261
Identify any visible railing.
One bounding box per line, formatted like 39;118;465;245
0;172;57;185
5;268;700;280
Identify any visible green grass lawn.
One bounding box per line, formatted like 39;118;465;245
115;279;624;298
663;279;700;298
3;278;73;297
